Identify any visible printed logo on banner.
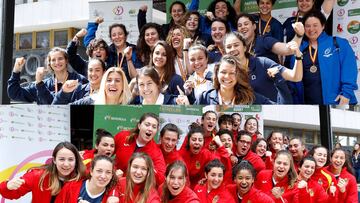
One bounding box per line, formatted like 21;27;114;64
337;0;349;6
113;5;124;16
129;9;137;17
337;9;345;16
337;24;344;33
348;36;358;45
347;20;360;34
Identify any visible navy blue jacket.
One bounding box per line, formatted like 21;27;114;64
7;71;88;104
164;74;185;96
51;83;91;104
252;35;279;63
249;56;292;104
130;93;177;105
194;89;274;105
253;14;284;42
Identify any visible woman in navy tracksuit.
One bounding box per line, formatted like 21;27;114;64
7;47;87;104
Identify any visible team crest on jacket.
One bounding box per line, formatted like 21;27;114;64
309;189;314;197
323;47;333;57
212;195;219;203
318;178;323;185
196;161;201;169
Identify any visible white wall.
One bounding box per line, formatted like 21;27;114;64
14;0;166;33
15;0;90;32
263;105;360;134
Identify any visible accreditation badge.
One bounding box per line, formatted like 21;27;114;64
195;161;201;169
310;65;317;73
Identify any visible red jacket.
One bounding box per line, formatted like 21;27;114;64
158;183;200;203
0;169;59;203
158;144;185;166
254;170;299;203
241;150;266;173
194;183;236;203
82;149;96;173
180;146;228;189
297;178;333;203
116;177;160;203
326;166;359;203
114;130;166;185
180;134;217;153
55;179;116;203
226;184;275;203
310;167;337;195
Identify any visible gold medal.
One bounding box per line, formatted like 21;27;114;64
310;65;317;73
309;44;318;73
195;161;201;169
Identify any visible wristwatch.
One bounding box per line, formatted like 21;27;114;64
295;54;303;60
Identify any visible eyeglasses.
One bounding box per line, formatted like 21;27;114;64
238;140;251;145
94;46;106;52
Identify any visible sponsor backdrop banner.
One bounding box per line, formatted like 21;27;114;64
93;105;263;149
333;0;360;69
89;0;153;45
0;105;71;203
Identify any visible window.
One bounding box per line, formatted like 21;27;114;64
36;31;50;48
292;129;302;138
54;30;68;47
304;130;314;143
19;33;32;49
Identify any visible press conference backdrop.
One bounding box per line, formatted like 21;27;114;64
0;105;71;203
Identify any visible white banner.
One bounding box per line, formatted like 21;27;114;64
89;0;153;45
0;105;71;203
333;1;360;68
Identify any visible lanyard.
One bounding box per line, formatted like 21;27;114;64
248;41;255;56
176;56;187;81
309;45;318;65
259;16;272;35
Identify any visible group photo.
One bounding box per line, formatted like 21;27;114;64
0;0;359;203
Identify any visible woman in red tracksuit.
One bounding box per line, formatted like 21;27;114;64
327;148;359;203
179;123;229;189
307;146;338;198
159;161;200;203
244;117;262;142
194;159;236;203
82;128;115;172
265;131;285;169
113;113;166;185
158;123;185;166
297;156;335;203
116;152;160;203
0;142;86;203
56;155;117;203
255;150;299;203
227;160;274;203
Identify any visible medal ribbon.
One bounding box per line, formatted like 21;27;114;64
176;56;187;81
309;45;318;65
259;16;272;35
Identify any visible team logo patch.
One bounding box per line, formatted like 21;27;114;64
196;161;201;169
212;195;219;203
